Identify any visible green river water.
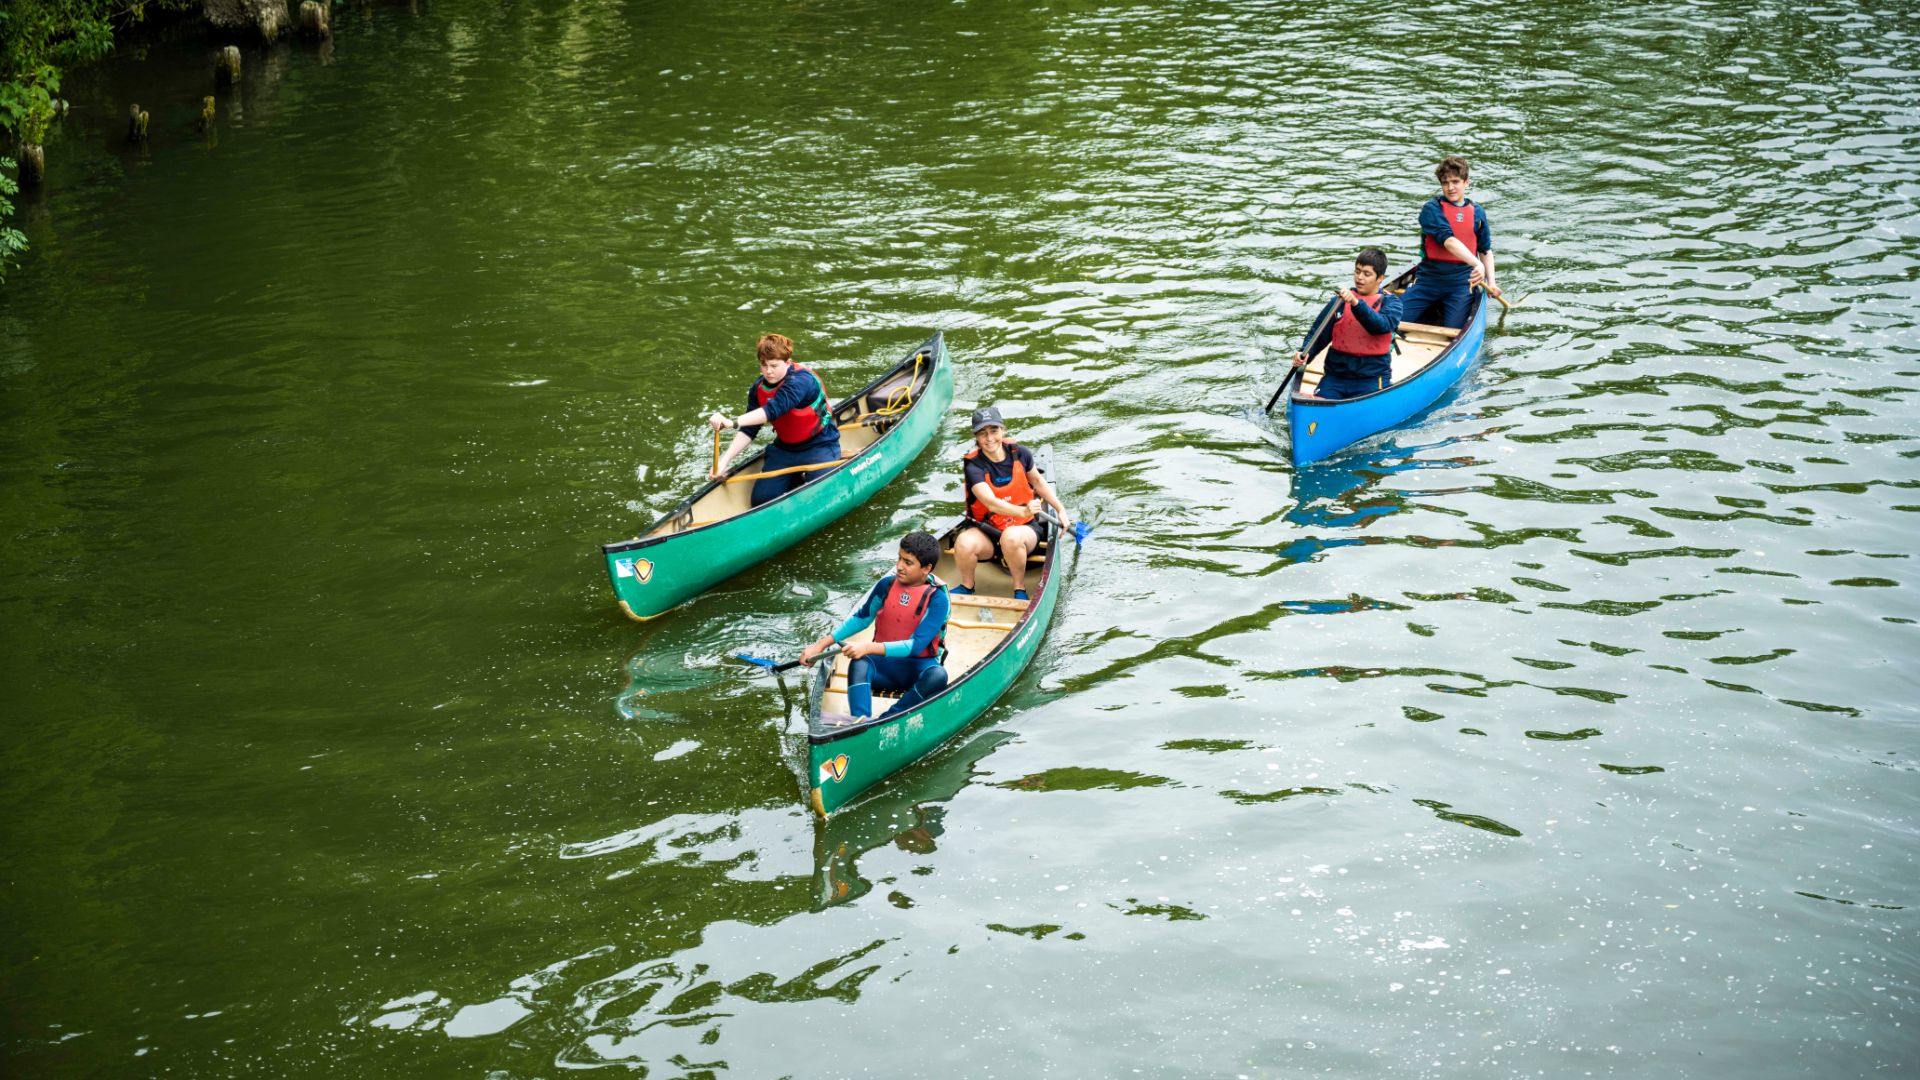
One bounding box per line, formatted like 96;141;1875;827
2;1;1916;1076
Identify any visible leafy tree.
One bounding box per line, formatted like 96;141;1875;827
0;2;190;277
0;157;24;281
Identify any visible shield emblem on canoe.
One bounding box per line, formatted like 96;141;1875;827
620;558;654;584
820;754;849;783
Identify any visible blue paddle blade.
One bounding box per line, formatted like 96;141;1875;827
733;653;778;669
1071;521;1092;545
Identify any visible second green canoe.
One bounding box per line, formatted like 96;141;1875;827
805;448;1070;816
602;333;953;621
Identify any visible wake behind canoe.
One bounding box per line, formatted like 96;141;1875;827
602;333;953;621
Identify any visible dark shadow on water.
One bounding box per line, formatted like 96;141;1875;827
810;728;1018;910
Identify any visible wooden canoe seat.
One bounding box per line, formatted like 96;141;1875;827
952;594;1029;611
1398;321;1460;339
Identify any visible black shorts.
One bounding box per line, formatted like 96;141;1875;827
963;516;1051;562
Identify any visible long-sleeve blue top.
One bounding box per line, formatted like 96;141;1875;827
1300;291;1405;356
832;575;951;658
1415;197;1493;281
740;367;839;451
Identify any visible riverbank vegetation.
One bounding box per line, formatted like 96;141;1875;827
1;0;194;276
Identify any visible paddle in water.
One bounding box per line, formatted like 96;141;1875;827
1036;507;1091;546
1264;293;1343;414
733;653;808;673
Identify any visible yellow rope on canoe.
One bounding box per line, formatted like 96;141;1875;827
868;350;923;419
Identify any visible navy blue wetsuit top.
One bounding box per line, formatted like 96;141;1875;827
740;367;840;452
832;575;951;659
1414;196;1493;282
1300;291;1405;380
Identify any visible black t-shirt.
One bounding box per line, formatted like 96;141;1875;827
964;444;1036;502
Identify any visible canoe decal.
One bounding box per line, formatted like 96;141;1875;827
1308;422;1317;436
616;558;654;584
820;754;850;783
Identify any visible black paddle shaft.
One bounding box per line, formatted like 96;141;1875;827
1265;293;1343;414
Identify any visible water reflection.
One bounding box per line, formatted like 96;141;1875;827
812;729;1017;909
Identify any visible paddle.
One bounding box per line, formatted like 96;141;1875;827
1264;294;1342;414
733;653;809;673
1035;507;1091;546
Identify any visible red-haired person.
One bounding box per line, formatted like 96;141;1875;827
1396;156;1497;330
950;407;1070;602
709;333;841;507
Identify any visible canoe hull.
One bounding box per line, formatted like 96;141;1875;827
602;334;953;620
1287;285;1488;467
806;456;1067;817
807;567;1059;816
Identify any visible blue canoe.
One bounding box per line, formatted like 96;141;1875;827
1286;270;1489;466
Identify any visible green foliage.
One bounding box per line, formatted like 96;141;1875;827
0;1;189;143
0;157;25;281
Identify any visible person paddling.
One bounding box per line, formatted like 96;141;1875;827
951;407;1071;602
1292;247;1405;401
1396;155;1497;330
709;333;841;508
799;532;950;720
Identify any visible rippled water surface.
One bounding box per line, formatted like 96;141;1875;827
3;0;1917;1075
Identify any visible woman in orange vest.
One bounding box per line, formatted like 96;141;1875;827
951;407;1071;602
708;333;841;507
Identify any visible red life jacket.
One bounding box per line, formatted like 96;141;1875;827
872;575;944;659
754;362;830;445
1329;292;1392;357
965;444;1035;532
1423;198;1478;263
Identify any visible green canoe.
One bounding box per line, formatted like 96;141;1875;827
602;333;953;621
805;449;1069;817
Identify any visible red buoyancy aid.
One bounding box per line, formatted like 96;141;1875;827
965;444;1035;532
872;576;943;659
754;362;831;445
1423;199;1478;263
1329;292;1392;357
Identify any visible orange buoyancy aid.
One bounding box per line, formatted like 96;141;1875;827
872;576;944;659
964;444;1036;532
754;362;831;445
1329;292;1392;357
1423;198;1479;264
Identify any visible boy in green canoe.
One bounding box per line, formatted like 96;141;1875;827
798;531;951;719
708;333;841;507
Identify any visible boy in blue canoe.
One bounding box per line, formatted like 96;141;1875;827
1396;155;1499;329
1291;247;1404;401
798;531;950;719
708;332;841;508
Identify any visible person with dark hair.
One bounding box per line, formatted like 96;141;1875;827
951;406;1071;602
709;332;841;507
1395;156;1498;330
1291;248;1406;401
798;532;950;719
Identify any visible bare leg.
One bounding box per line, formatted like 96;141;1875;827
999;524;1037;593
953;528;993;589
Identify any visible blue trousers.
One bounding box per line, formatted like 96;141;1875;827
1397;271;1472;330
847;655;948;719
1313;373;1387;401
750;439;839;507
